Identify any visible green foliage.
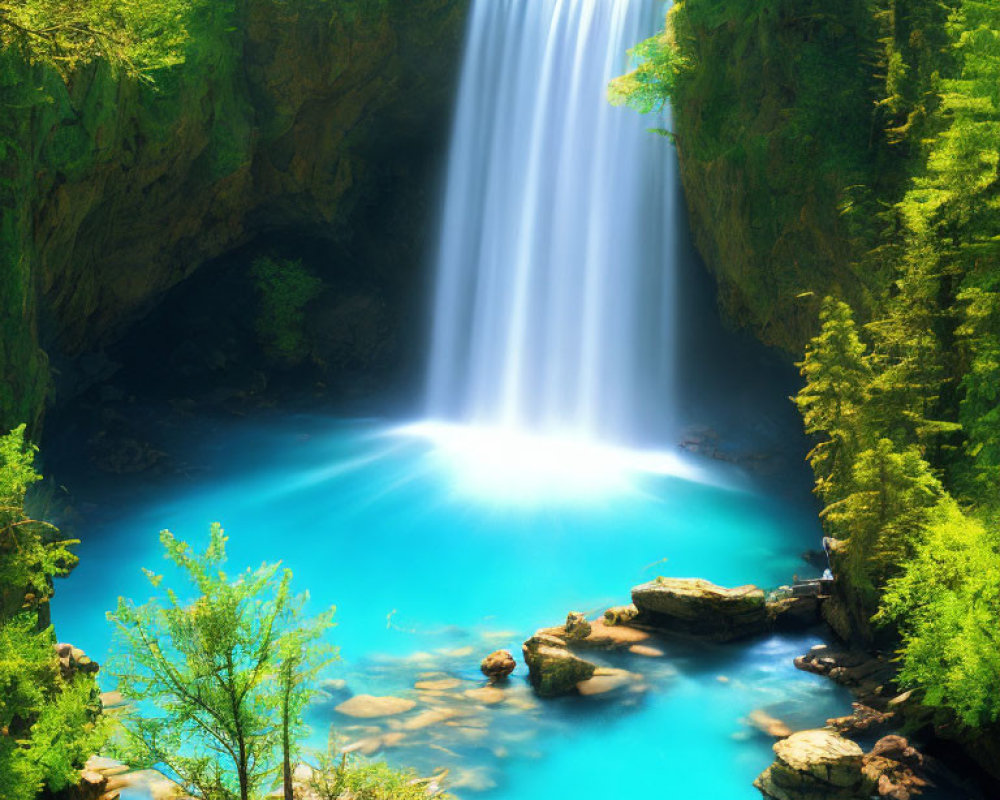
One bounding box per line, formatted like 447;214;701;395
794;299;872;503
0;424;77;620
608;27;685;115
0;427;105;800
108;524;336;800
0;0;197;79
825;439;942;610
783;0;1000;727
310;750;449;800
878;499;1000;726
250;256;324;366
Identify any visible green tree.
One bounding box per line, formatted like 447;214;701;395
955;284;1000;490
275;600;337;800
878;498;1000;726
794;298;873;507
108;524;335;800
0;424;77;612
824;438;942;621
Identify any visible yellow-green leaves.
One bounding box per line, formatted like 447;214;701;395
108;524;336;800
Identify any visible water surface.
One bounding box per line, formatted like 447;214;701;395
53;414;851;799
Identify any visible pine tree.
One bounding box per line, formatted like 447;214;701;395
794;298;873;509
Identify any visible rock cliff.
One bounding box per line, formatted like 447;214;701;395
0;0;467;433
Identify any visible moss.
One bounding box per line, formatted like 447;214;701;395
665;0;894;351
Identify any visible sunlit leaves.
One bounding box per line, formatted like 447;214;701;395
108;525;336;800
878;498;1000;726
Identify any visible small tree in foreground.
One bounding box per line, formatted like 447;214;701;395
108;524;335;800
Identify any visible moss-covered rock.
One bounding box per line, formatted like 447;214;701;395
521;633;597;698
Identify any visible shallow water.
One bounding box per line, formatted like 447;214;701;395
52;414;857;799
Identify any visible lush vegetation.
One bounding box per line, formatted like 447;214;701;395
617;0;1000;734
250;256;325;367
0;426;106;800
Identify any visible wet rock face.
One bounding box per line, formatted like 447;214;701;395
754;729;875;800
631;577;768;642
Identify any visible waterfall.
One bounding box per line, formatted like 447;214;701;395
426;0;677;447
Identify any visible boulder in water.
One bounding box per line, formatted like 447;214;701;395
522;633;596;697
754;729;874;800
631;578;767;641
480;649;516;682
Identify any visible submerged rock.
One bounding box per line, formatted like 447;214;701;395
632;578;767;641
521;633;596;697
480;649;517;682
464;686;505;705
576;667;643;697
754;729;875;800
571;618;650;650
334;694;416;718
629;644;665;657
748;709;793;739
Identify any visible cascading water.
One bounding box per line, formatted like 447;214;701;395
426;0;677;447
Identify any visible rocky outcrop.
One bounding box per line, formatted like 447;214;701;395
827;703;897;737
794;645;897;701
861;736;930;800
479;649;516;683
631;577;767;641
768;595;822;630
0;0;468;433
521;633;597;697
754;730;875;800
55;642;100;680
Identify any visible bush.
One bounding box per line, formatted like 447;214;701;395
250;256;324;366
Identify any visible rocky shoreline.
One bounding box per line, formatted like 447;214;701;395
513;573;995;800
